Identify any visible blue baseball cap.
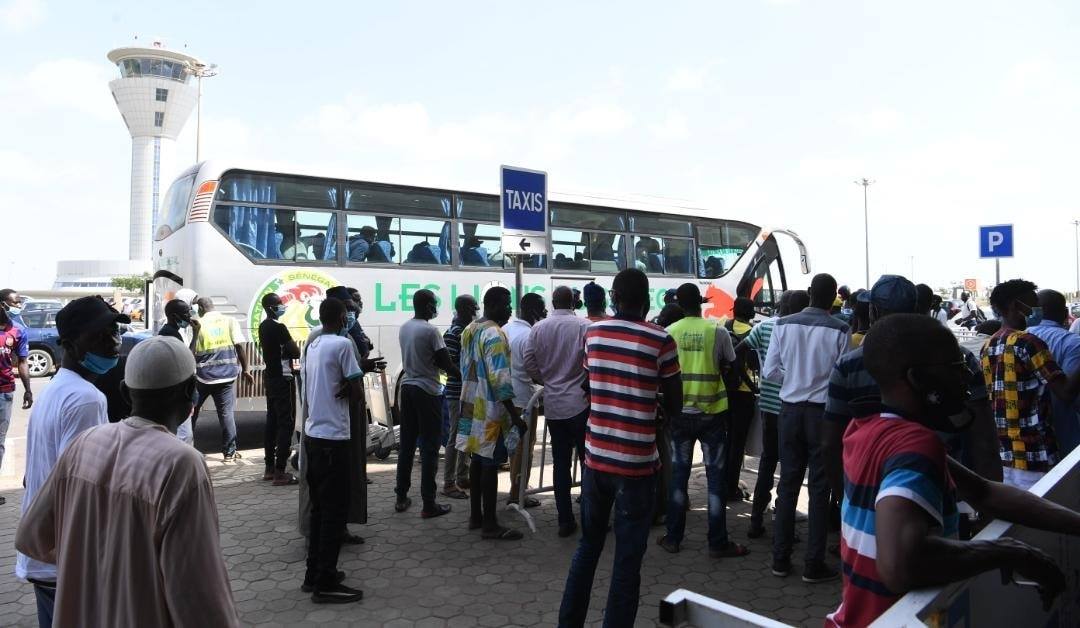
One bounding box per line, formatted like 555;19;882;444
582;282;605;305
858;275;917;314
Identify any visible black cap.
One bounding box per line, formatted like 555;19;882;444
675;283;710;308
56;296;130;342
326;286;352;302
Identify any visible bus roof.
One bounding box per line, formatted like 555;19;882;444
189;160;755;226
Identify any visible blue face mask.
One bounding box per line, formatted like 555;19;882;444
346;311;357;331
1025;306;1044;327
274;305;287;318
177;319;189;329
80;351;119;375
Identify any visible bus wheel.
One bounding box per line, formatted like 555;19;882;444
374;445;392;460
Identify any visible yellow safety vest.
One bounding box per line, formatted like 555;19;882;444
667;316;728;414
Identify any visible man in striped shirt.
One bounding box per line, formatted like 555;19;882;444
828;314;1079;627
441;295;477;499
742;289;809;537
559;269;682;628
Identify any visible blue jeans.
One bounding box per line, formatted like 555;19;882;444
0;392;13;469
559;467;655;628
193;381;238;455
773;402;829;566
548;409;588;526
33;582;56;628
665;412;729;549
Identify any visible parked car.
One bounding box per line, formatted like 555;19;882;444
21;308;149;378
22;299;64;312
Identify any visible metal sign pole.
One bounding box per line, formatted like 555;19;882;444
995;258;1000;286
514;255;524;318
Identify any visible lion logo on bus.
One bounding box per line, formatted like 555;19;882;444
248;269;341;343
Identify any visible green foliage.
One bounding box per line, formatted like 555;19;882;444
110;273;151;292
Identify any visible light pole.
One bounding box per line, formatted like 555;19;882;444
186;61;218;163
855;178;875;288
1073;219;1080;296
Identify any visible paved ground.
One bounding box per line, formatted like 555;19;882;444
0;380;841;627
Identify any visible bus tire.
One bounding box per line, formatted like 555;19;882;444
374;445;392;460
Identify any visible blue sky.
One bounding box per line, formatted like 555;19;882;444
2;0;1079;295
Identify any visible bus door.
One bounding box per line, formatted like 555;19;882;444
736;230;810;317
150;270;187;333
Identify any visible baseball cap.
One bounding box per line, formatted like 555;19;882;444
582;282;605;305
675;283;710;308
326;286;352;302
56;296;130;342
124;336;196;390
174;288;199;306
858;275;918;314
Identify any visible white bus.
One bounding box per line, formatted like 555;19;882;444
151;161;810;399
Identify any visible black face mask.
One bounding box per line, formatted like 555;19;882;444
907;364;972;433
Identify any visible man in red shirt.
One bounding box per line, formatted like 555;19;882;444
559;268;683;628
829;314;1080;627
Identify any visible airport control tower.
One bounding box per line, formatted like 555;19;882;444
107;41;201;262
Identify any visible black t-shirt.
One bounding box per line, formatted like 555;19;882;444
158;322;183;342
259;318;292;378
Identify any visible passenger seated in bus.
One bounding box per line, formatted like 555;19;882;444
365;238;395;263
460;236;490;266
704;256;725;278
406;241;441;265
573;252;589;269
310;233;326;260
347;226;378;262
554;253;573;270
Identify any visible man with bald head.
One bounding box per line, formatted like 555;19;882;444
1028;289;1080;456
524;286;592;536
396;289;461;518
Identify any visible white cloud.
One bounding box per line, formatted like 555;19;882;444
0;0;43;31
846;108;905;135
0;58;116;119
650;111;689;141
667;67;708;91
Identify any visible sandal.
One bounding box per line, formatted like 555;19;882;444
709;542;751;559
482;526;523;541
507;496;541;508
442;487;468;500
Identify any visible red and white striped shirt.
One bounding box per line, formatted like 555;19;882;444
583;316;680;477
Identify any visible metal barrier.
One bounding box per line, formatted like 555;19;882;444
660;589;791;628
509;387;578;532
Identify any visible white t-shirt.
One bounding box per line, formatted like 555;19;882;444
935;308;950;326
504;318;539;408
958;300;975;319
302;334;362;441
398;318;446;396
16;368;108;582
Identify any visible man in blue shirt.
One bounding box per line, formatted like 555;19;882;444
1028;289;1080;456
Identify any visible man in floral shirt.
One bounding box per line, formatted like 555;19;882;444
456;287;528;540
982;279;1080;489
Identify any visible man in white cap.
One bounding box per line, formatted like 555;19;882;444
15;336;239;627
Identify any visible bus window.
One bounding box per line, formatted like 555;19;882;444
346;186;451;218
589;233;624;274
663;238;693;274
551;204;625;231
212;206;334;262
629;215;691;237
217;173;337;209
402;218;451;265
294;211;334;261
346;215;399;264
155;172;196;241
456;195;499;222
459;223;499;267
697;221;757;278
631;236;665;273
552;230;590;271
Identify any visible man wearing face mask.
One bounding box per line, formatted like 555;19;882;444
160;299;201;444
1027;289;1080;456
14;296;128;627
395;289;460;518
982;279;1080;489
191;297;253;462
15;336;239;626
345;287;374;359
259;292;300;485
827;314;1080;627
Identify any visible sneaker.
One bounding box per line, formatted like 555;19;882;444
262;468;275;481
224;451;242;462
394;497;412;513
771;558;792;577
656;535;680;554
301;570;345;593
311;583;363;604
747;525;766;539
272;472;299;486
802;563;839;584
558;521;578;538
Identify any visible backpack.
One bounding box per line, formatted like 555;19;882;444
723;319;759;393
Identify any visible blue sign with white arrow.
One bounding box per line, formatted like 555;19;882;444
979;224;1013;258
501;165;549;255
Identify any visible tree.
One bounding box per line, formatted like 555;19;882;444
111;273;151;293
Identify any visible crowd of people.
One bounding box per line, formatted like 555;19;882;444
5;267;1080;627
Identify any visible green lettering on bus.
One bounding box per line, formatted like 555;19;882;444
375;283;396;312
399;283;421;310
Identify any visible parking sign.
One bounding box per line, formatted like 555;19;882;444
979;224;1013;258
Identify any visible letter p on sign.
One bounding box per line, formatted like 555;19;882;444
979;224;1013;258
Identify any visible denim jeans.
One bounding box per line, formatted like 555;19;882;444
33;581;56;628
750;411;779;529
665;412;729;549
395;384;442;508
193;381;238;455
773;402;829;566
0;392;13;469
264;376;294;471
442;397;469;488
305;436;350;587
548;408;588;526
559;467;655;628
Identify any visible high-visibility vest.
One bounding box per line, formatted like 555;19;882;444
667;316;728;414
194;311;241;383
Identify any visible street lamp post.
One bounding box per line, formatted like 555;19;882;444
1073;219;1080;297
186;61;218;163
855;178;875;288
